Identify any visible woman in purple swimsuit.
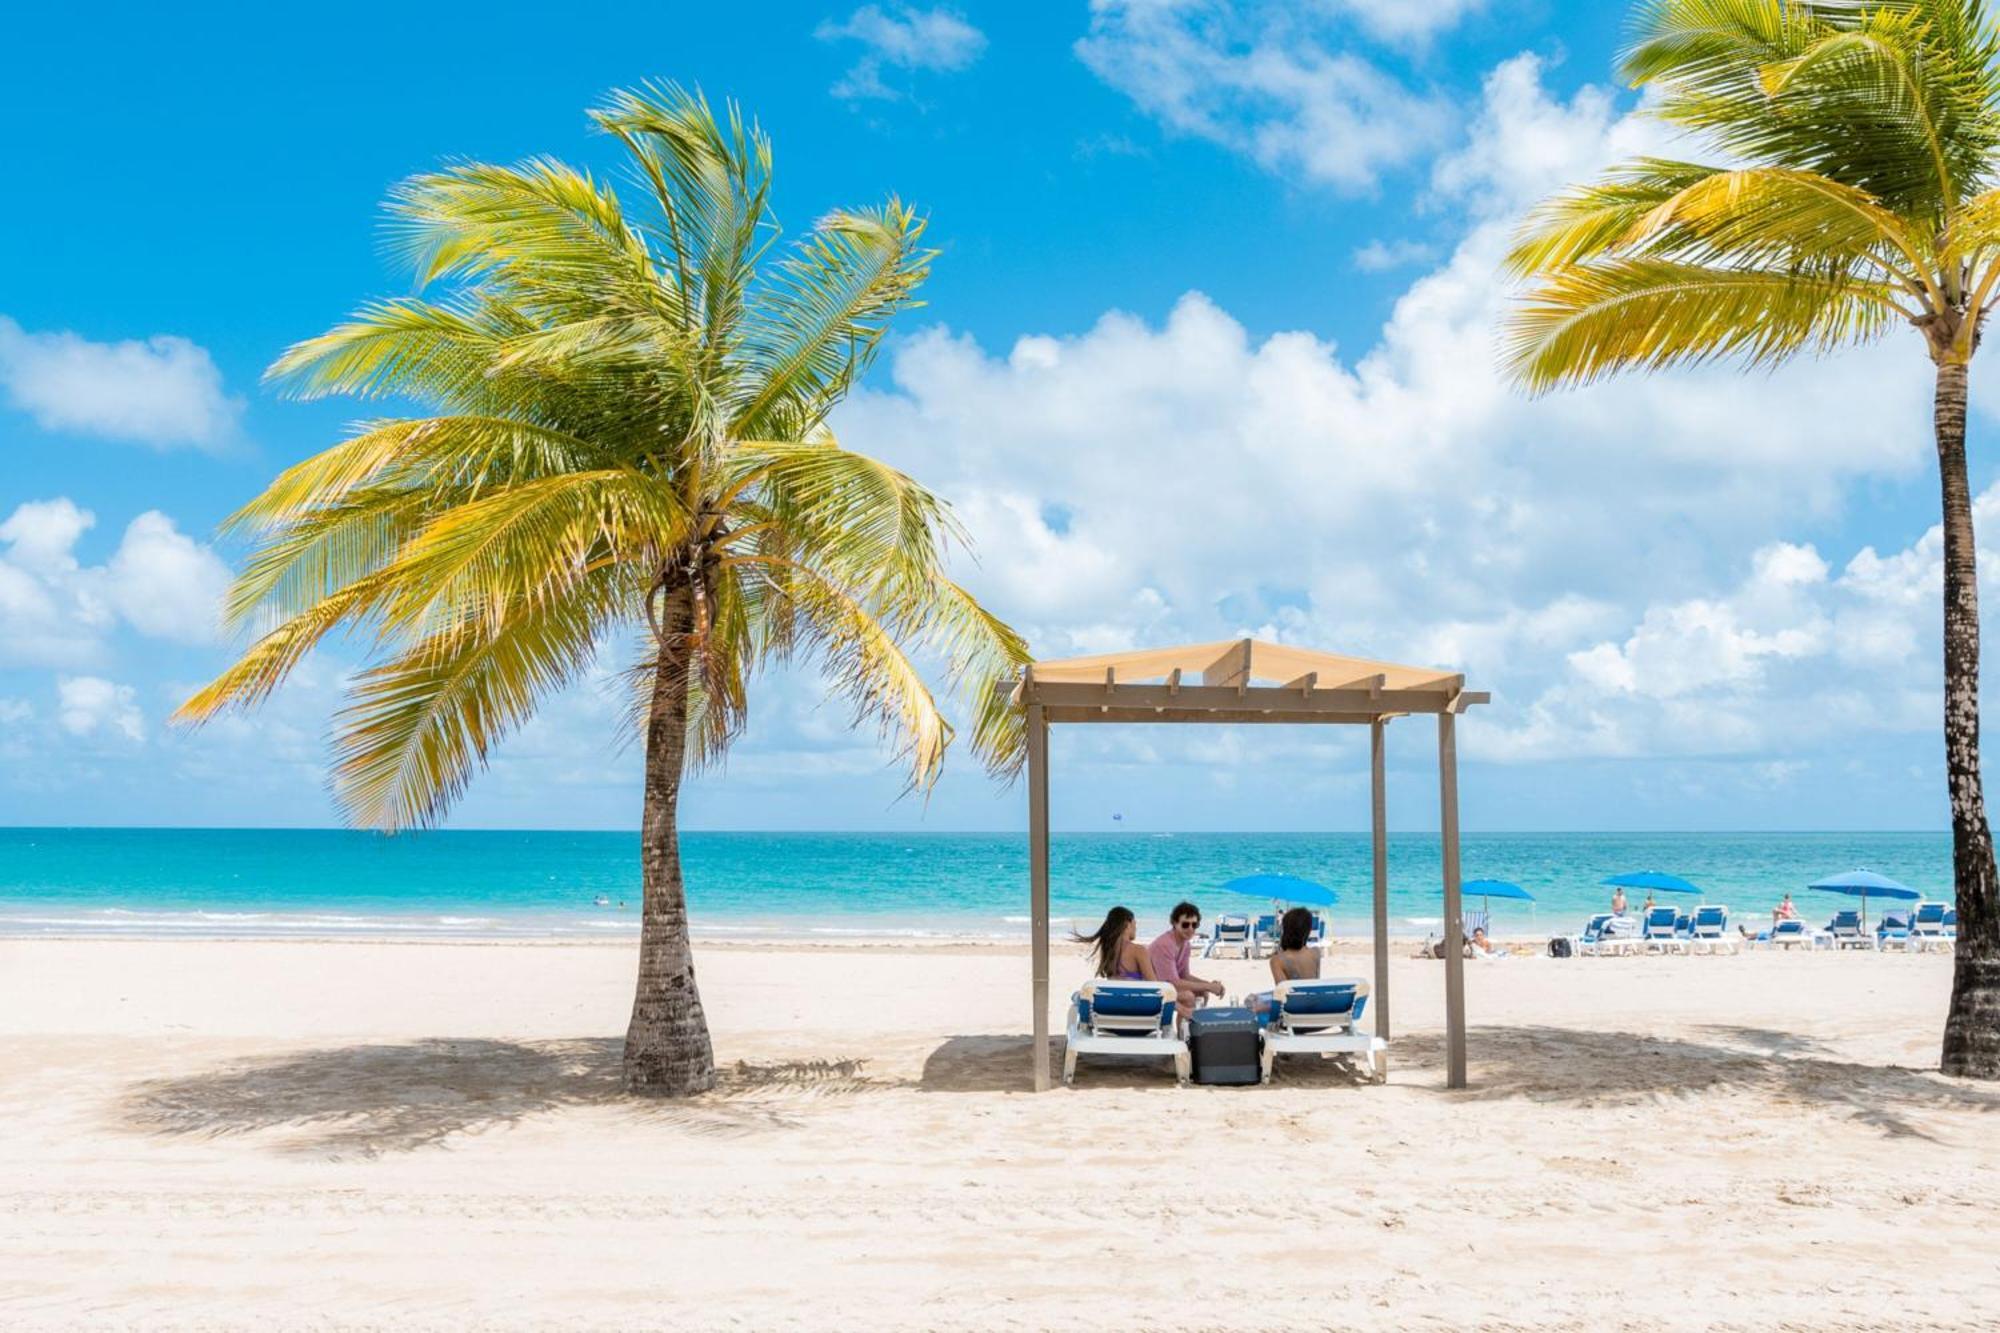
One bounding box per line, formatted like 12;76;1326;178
1074;906;1159;981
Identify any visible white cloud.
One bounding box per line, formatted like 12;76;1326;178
0;499;111;665
0;497;96;574
1483;498;1994;763
0;499;231;664
1328;0;1485;48
1352;238;1436;271
0;698;31;725
817;5;986;101
56;675;144;742
1075;0;1451;190
102;511;233;643
1430;54;1677;217
0;316;242;451
832;53;1953;783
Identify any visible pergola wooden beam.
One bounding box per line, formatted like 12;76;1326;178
1016;681;1488;716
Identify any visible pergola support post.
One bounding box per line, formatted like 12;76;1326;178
1370;718;1390;1069
1438;711;1467;1089
1027;703;1052;1092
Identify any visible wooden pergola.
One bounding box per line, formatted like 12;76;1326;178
1013;638;1489;1092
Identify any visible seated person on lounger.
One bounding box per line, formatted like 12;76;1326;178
1074;906;1157;981
1247;907;1320;1018
1149;902;1226;1017
1467;925;1508;958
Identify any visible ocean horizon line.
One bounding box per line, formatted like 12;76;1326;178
0;823;1954;837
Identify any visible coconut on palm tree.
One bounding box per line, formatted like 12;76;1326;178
175;84;1029;1096
1506;0;1999;1076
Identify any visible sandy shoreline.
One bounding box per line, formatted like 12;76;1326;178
3;937;1996;1330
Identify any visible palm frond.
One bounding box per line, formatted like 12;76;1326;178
1505;258;1899;390
387;158;662;307
331;577;616;829
1507;159;1732;273
722;436;962;579
225;415;612;533
370;469;689;638
764;560;953;791
174;572;397;722
1627;0;2000;218
590;84;775;380
730;200;933;437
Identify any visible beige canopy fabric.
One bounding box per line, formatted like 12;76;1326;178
1023;638;1463;694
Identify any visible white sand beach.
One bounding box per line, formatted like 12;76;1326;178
1;936;1995;1331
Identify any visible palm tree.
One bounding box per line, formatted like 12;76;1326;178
1506;0;1999;1077
174;84;1029;1096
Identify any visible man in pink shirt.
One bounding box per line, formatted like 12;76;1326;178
1148;901;1225;1017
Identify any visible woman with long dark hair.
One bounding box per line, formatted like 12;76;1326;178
1247;906;1321;1019
1073;906;1156;981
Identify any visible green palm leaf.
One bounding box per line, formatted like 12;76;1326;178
1507;258;1896;389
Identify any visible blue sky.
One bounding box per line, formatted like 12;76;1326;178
0;1;1987;832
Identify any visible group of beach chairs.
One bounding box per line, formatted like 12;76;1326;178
1571;902;1958;956
1062;976;1382;1087
1200;910;1327;959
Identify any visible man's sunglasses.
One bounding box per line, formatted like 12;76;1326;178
1175;919;1200;930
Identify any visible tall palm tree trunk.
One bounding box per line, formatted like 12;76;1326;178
1935;360;2000;1079
622;578;718;1094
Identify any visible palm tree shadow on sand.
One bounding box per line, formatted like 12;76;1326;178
118;1039;882;1158
119;1025;2000;1158
1392;1024;2000;1140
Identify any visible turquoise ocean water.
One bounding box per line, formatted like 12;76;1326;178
0;828;1955;941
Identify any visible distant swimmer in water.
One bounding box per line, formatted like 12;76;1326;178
593;894;610;907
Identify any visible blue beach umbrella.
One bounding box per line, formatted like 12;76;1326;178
1460;878;1535;903
1447;878;1535;930
1218;873;1338;908
1808;869;1919;931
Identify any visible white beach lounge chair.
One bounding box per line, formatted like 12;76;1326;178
1250;913;1281;958
1688;905;1737;955
1825;909;1874;950
1910;902;1951;952
1754;917;1815;950
1575;912;1638;957
1064;980;1189;1086
1875;911;1916;952
1205;914;1252;959
1258;978;1385;1083
1641;906;1686;954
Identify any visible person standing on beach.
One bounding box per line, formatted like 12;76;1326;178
1149;902;1225;1017
1611;886;1628;916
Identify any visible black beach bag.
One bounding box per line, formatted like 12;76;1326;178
1187;1006;1261;1085
1547;936;1573;958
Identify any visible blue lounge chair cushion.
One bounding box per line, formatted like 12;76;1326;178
1284;984;1359;1016
1089;989;1167;1018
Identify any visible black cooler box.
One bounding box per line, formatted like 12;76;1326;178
1186;1006;1261;1085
